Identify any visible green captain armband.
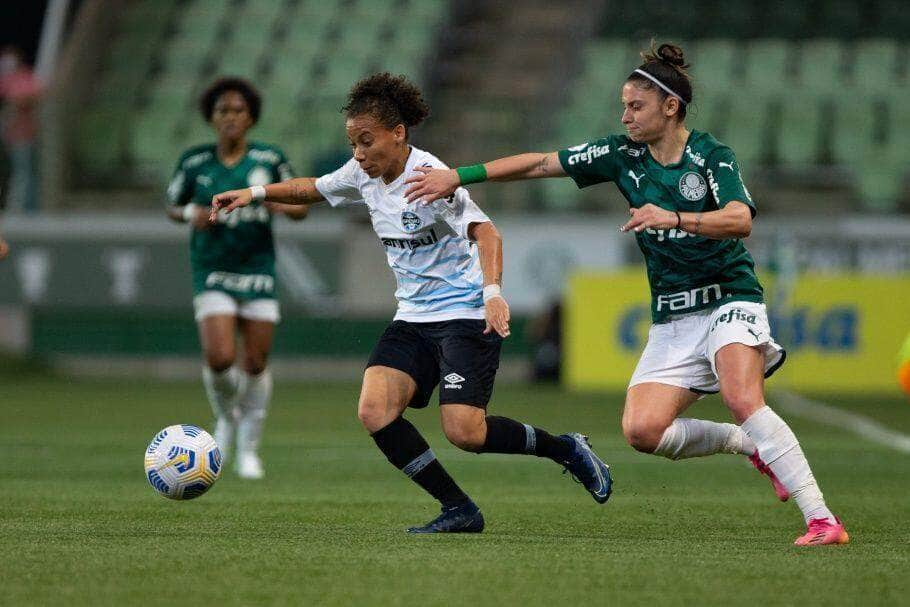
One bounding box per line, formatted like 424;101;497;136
455;164;487;185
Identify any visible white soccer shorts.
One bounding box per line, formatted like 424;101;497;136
628;300;785;394
193;290;281;324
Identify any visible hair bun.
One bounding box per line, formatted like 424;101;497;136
657;44;687;68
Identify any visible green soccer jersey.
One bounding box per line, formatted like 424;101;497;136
558;130;763;323
167;142;294;299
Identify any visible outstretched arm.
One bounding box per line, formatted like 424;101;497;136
404;152;565;204
469;221;510;338
621;201;752;239
211;177;326;219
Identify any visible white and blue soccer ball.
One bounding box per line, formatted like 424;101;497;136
144;424;223;500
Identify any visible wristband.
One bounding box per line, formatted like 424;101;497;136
455;164;487;185
483;284;502;303
674;211;682;229
250;185;267;201
182;203;199;222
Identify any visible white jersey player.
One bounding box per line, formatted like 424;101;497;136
211;73;612;534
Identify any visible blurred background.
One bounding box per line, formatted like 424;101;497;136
0;0;908;394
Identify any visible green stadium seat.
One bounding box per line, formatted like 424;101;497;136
851;39;899;93
724;92;771;166
858;161;902;212
743;39;792;89
799;39;846;92
830;96;878;164
160;38;213;74
775;93;824;166
583;40;633;89
688;95;725;134
77;107;130;171
690;39;739;93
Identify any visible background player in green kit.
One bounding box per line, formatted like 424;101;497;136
165;77;307;479
404;43;848;546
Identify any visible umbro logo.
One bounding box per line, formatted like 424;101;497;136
444;373;466;389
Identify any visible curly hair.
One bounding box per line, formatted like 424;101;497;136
199;77;262;123
342;72;430;135
627;42;693;119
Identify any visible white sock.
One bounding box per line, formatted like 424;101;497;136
202;366;240;420
654;418;756;460
237;369;272;454
742;406;835;524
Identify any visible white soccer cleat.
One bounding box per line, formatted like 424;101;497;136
236;451;265;479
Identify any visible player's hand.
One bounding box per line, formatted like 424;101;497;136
189;206;214;230
484;295;511;338
211;188;252;220
621;203;678;233
0;237;8;260
403;166;460;205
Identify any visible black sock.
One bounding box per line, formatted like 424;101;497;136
482;416;573;461
371;417;471;508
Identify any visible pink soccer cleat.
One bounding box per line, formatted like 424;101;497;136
748;452;789;501
794;517;850;546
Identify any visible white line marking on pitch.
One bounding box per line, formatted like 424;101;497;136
774;390;910;454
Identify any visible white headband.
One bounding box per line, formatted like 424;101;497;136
633;68;687;105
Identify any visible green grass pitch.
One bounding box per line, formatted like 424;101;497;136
2;374;909;605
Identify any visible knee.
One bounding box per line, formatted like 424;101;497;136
205;350;235;373
622;420;666;454
443;422;486;452
242;352;268;376
721;391;765;423
357;397;394;433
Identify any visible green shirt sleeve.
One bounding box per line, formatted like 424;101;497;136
166;152;195;206
273;147;295;182
706;146;755;216
557;136;621;189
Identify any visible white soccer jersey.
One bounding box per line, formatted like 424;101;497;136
315;146;491;322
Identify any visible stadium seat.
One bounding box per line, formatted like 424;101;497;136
798;39;846;92
775;92;824;166
830;96;878;164
851;39;899;93
724;92;770;166
690;39;740;93
743;39;792;89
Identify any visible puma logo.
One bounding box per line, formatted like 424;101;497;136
628;170;644;188
718;161;735;172
747;328;761;339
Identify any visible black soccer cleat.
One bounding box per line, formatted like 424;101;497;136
560;433;613;504
407;501;485;534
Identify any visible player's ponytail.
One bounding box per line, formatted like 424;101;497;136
627;41;693;119
343;73;430;136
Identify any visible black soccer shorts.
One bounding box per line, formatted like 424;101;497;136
366;319;502;408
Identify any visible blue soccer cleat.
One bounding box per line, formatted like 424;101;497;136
407;501;485;534
560;433;613;504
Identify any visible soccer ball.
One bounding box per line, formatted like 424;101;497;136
144;424;223;500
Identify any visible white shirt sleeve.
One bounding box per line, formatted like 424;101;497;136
314;158;364;207
431;187;491;240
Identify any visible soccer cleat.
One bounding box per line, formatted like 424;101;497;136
235;451;265;479
560;433;613;504
407;502;485;534
794;517;849;546
748;452;789;501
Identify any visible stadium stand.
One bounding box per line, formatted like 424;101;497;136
73;0;448;184
552;30;909;210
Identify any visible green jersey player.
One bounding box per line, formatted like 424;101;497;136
165;77;306;479
405;43;847;546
